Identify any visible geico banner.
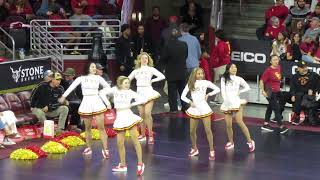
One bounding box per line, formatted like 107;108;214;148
0;57;51;94
281;60;320;78
230;39;271;75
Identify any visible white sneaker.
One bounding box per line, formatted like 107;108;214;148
112;163;128;172
178;105;182;111
164;103;170;110
224;142;234;150
2;138;16;145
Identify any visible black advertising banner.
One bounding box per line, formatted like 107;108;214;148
230;39;272;75
0;57;51;94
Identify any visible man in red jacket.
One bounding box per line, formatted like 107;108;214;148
210;29;230;104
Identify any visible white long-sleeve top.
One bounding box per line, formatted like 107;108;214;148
221;75;250;101
63;75;110;97
99;87;147;109
128;66;165;87
181;80;220;104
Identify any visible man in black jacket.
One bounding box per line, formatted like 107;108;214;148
132;23;152;58
290;61;319;125
161;28;188;112
30;72;69;133
60;68;82;132
115;24;134;76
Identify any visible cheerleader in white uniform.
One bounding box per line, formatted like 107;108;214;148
128;52;165;144
181;68;220;160
220;63;255;152
99;76;147;176
59;62;111;158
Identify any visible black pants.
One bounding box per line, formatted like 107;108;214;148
292;94;304;114
265;92;282;126
168;80;187;112
66;102;81;127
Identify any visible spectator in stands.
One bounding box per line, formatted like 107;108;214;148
180;0;202;21
36;0;61;17
271;31;290;60
265;16;287;40
95;63;112;87
145;6;167;68
115;24;134;76
284;0;311;32
310;2;320;19
303;17;320;41
132;23;152;58
49;6;81;55
178;23;201;76
161;28;188;112
260;55;288;133
0;110;21;147
43;69;54;82
71;0;101;17
69;6;97;31
60;68;82;132
312;35;320;62
288;33;303;60
161;16;179;46
290;61;319;125
9;0;34;20
290;19;305;37
182;1;203;35
30;72;69;134
0;0;10;24
266;0;289;25
300;35;317;63
210;29;231;104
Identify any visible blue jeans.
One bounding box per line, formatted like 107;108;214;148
302;55;314;63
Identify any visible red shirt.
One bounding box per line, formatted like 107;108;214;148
265;5;289;25
49;14;73;32
10;4;33;16
210;40;231;68
299;42;314;54
199;57;212;81
265;25;286;40
261;65;282;92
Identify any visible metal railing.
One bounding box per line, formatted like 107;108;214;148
0;27;15;60
30;19;121;56
30;21;64;72
211;0;224;29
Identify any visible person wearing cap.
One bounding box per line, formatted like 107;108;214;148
115;23;134;76
303;16;320;41
30;71;69;134
161;16;179;46
95;63;112;88
60;68;83;132
43;70;54;82
289;61;319;125
260;55;288;134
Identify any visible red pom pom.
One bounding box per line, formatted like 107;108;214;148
55;131;81;140
106;128;117;137
25;145;48;158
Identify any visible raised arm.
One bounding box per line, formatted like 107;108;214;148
128;69;136;81
62;77;81;98
151;67;165;83
131;90;147;106
181;84;191;104
99;87;115;109
206;81;220;96
239;77;251;94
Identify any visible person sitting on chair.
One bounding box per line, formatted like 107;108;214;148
0;110;21;148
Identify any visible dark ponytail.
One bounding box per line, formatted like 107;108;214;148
222;63;233;84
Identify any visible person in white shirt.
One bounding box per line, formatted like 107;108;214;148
0;110;21;147
181;68;220;160
58;62;111;158
220;64;255;153
99;76;146;176
128;52;165;144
